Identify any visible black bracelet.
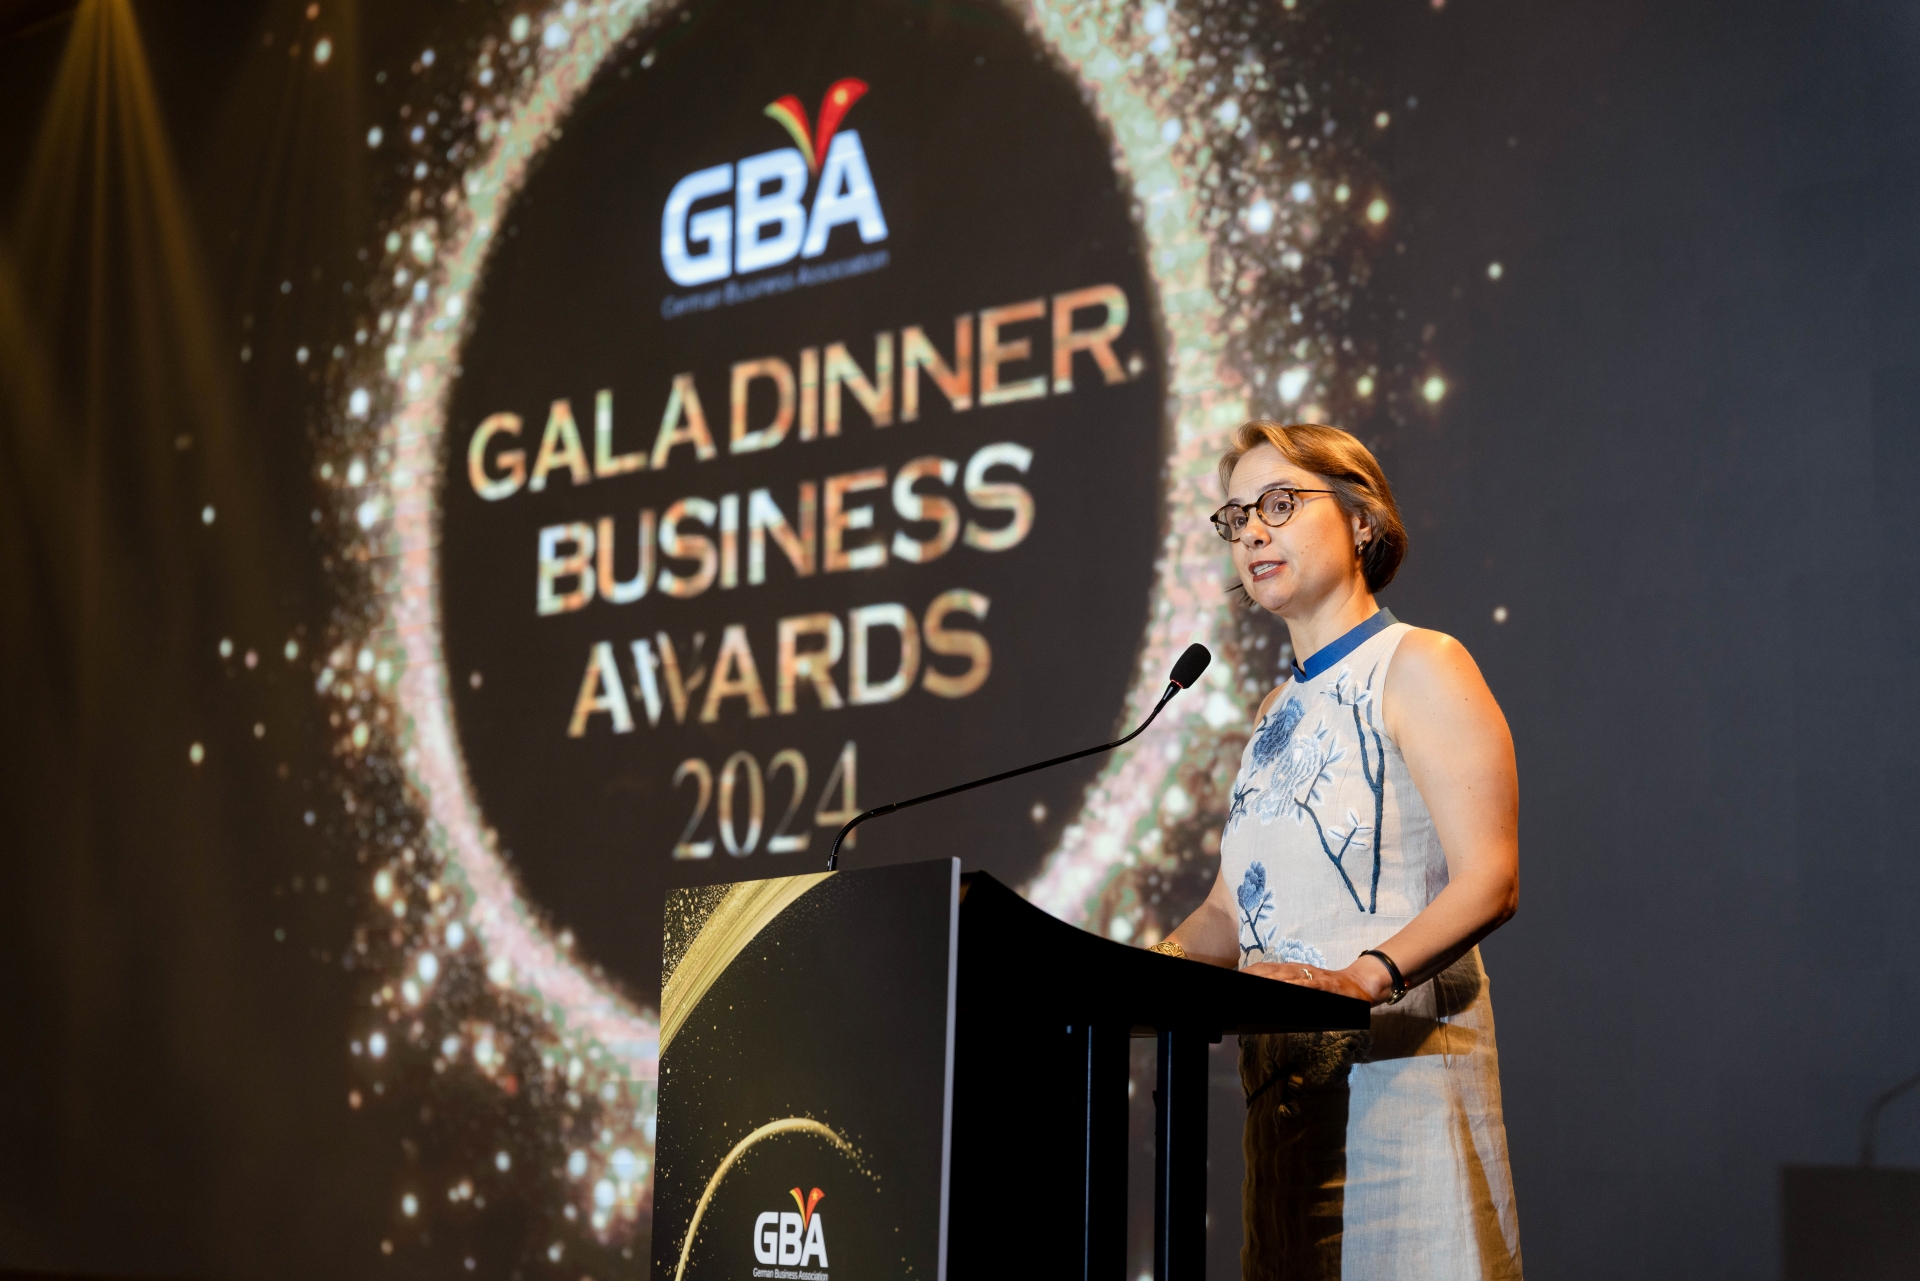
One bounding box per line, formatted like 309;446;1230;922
1359;948;1409;1005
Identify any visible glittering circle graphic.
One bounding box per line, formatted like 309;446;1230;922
324;0;1397;1258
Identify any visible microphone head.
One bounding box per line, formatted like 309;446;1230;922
1168;642;1212;690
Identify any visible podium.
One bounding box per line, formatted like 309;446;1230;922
651;859;1368;1281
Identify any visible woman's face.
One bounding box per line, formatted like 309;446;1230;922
1226;443;1369;617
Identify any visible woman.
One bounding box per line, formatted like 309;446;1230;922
1149;421;1523;1279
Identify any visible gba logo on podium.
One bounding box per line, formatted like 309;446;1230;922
663;79;888;286
751;1185;829;1277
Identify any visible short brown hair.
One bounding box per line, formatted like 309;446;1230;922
1217;421;1408;592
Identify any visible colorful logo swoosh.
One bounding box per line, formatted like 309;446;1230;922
787;1185;826;1228
763;78;869;174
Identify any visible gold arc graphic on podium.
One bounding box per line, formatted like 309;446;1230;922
660;872;834;1053
671;1117;858;1281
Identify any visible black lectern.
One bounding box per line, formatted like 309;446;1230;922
651;860;1368;1281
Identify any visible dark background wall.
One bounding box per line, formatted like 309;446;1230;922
1370;2;1920;1273
2;3;1918;1281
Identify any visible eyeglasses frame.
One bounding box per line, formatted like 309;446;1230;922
1209;487;1338;543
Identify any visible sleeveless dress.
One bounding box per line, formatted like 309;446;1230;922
1219;611;1523;1280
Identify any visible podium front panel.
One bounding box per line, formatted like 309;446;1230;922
652;860;959;1281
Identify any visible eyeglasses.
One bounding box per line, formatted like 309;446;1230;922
1209;489;1336;542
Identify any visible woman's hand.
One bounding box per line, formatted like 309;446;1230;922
1244;958;1390;1004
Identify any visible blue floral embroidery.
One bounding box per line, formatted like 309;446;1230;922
1236;860;1268;911
1268;722;1339;822
1225;659;1391;918
1269;936;1329;967
1225;780;1261;834
1236;861;1274;962
1233;862;1328;965
1249;698;1304;771
1330;665;1388;912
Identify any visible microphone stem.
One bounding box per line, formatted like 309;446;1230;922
826;681;1181;871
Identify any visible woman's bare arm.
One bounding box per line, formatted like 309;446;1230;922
1153;683;1291;968
1155;866;1242;967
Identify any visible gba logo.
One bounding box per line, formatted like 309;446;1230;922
662;79;888;287
752;1185;829;1271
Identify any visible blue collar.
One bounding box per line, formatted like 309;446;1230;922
1290;608;1396;682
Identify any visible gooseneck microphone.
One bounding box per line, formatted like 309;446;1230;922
825;643;1212;871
